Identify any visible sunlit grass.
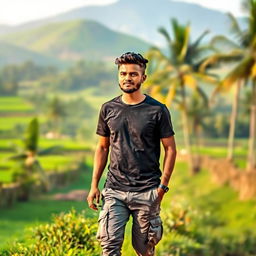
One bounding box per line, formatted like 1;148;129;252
0;116;47;131
0;97;34;112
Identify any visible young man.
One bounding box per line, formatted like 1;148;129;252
87;52;177;256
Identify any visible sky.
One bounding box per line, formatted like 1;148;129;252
0;0;244;26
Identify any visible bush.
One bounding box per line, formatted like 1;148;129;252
158;200;256;256
2;209;100;256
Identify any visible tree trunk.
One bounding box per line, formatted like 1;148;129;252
227;80;241;161
180;84;196;174
247;80;256;171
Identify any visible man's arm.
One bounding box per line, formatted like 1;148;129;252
87;135;110;210
158;135;177;201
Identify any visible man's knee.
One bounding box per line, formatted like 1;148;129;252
132;215;163;256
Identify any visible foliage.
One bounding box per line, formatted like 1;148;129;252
0;61;57;96
158;200;256;256
1;209;100;256
39;60;115;92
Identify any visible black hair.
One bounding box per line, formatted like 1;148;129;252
115;52;148;71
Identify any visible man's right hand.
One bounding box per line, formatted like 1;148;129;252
87;187;101;211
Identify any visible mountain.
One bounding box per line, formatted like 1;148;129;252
0;25;13;36
1;19;151;62
1;0;242;46
0;41;65;67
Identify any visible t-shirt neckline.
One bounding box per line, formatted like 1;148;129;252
119;94;147;106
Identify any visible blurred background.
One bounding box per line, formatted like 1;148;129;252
0;0;256;255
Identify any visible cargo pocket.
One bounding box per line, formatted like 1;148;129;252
147;216;163;246
96;209;109;242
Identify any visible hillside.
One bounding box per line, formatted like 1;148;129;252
0;41;64;67
1;20;151;62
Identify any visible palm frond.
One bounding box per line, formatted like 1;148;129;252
211;35;241;51
179;25;190;62
227;12;243;40
191;30;210;51
199;51;243;72
158;27;172;46
216;56;255;92
8;154;27;161
38;146;63;156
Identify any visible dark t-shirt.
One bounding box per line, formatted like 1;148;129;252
96;94;175;192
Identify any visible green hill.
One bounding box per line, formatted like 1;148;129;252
1;20;151;61
0;41;65;67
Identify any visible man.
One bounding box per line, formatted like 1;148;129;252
87;52;176;256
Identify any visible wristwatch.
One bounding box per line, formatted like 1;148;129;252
158;184;169;193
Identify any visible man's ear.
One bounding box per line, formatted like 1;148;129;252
142;74;147;82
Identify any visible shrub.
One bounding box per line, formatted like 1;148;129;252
158;200;256;256
2;209;100;256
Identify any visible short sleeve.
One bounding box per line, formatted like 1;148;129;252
96;105;110;137
158;105;175;138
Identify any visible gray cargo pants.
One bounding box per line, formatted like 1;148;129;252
96;187;163;256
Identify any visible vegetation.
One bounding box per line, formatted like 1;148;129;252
145;18;216;174
200;0;256;169
0;0;256;254
0;209;100;256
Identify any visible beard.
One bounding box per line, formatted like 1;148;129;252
119;82;141;94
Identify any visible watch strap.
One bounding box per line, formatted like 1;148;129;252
158;184;169;193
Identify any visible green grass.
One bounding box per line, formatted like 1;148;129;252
0;97;34;112
0;157;96;249
121;161;256;255
1;153;256;254
39;154;77;171
190;144;248;170
0;153;80;183
0;138;95;151
0;170;14;183
0;116;47;131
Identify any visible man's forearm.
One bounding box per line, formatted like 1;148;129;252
91;145;109;189
161;146;177;186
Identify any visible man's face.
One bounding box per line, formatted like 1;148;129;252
118;64;147;94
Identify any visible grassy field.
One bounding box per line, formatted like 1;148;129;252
0;91;254;254
0;156;98;250
0;97;34;112
122;161;256;256
1;153;255;254
0;152;82;183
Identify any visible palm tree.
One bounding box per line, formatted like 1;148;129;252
202;0;256;170
200;11;252;162
187;91;210;154
9;118;60;200
145;19;217;174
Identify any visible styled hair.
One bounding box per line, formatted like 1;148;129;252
115;52;148;71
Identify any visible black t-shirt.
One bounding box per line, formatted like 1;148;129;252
96;94;175;192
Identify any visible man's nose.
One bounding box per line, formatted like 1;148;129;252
125;74;132;80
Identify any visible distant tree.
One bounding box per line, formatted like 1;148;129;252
47;96;67;137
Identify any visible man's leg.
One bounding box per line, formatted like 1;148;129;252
130;188;163;256
97;188;130;256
